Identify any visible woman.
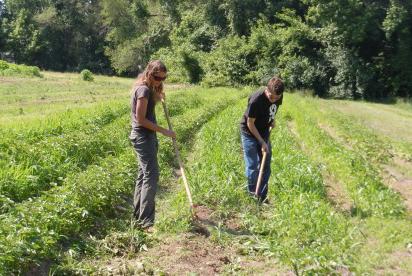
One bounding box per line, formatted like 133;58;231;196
129;60;175;231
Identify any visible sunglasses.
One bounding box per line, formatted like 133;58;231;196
153;75;167;81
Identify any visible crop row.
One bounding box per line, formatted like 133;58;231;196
182;99;356;274
0;101;128;146
0;115;130;210
284;94;405;217
0;88;247;274
0;88;247;210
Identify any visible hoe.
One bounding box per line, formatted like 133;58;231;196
161;99;196;214
255;151;267;199
255;127;272;201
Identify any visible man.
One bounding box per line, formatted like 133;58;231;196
240;76;284;203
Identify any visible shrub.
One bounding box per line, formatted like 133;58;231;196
0;60;42;78
80;69;94;81
152;44;203;84
201;35;256;87
0;60;9;70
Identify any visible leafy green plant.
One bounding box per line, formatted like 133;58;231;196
175;99;357;274
0;60;42;77
80;69;94;81
0;86;247;274
0;115;130;207
285;93;405;217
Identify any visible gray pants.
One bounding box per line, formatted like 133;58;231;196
130;131;159;228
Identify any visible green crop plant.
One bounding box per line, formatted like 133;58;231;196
0;153;137;275
0;101;128;151
315;100;411;169
0;115;130;209
163;98;357;274
0;86;247;274
285;94;405;218
0;60;42;78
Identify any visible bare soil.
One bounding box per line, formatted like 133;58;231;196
382;164;412;213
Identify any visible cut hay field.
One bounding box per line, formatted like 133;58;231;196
0;72;411;275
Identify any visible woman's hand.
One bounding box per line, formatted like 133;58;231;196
156;91;165;102
161;128;176;139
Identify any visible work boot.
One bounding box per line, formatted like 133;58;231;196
143;226;155;234
261;198;270;205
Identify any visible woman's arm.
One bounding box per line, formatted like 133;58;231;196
136;97;175;138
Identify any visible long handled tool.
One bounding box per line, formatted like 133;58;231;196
255;151;267;197
255;127;272;198
161;99;194;210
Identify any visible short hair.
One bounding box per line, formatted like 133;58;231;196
267;77;284;95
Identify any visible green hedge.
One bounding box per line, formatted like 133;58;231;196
0;60;42;78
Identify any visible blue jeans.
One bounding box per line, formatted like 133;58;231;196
241;133;271;201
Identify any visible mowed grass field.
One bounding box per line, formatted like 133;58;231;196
0;72;411;275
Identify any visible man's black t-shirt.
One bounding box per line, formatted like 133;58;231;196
240;88;282;140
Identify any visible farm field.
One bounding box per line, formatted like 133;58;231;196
0;73;411;275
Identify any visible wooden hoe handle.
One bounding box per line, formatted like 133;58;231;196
161;100;194;209
255;151;267;196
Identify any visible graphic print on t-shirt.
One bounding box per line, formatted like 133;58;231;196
268;104;277;122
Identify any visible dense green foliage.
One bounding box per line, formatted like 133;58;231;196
0;59;41;77
80;69;94;81
1;1;411;97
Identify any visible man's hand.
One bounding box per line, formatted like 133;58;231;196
270;120;276;129
261;141;269;153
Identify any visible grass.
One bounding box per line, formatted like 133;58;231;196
284;92;412;274
318;98;412;158
180;98;357;274
285;93;405;218
0;71;132;125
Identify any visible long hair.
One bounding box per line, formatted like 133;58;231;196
133;60;167;99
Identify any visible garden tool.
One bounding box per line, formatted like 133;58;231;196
255;151;268;197
161;99;195;212
255;126;273;198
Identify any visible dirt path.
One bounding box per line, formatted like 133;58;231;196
92;200;292;275
383;162;412;214
136;205;292;275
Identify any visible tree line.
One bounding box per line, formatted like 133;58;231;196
1;0;411;99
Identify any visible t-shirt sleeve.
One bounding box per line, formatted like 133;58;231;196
135;86;150;99
246;100;259;118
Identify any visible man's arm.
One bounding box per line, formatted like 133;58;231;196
247;117;269;153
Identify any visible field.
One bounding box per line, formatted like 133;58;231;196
0;72;411;275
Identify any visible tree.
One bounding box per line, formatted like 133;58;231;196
101;0;172;74
382;0;412;98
